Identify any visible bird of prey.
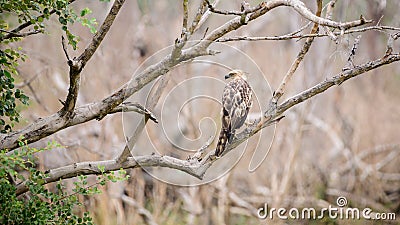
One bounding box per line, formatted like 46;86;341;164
215;70;253;157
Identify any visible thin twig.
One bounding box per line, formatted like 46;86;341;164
248;0;371;30
217;25;400;42
61;36;71;62
323;0;338;42
77;0;126;68
0;28;41;39
288;21;313;36
218;20;312;43
325;0;337;20
189;0;208;34
182;0;189;34
385;31;400;56
204;0;264;16
109;102;158;123
343;35;362;71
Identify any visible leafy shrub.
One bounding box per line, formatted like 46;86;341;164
0;140;128;224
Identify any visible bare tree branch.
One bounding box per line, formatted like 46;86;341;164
61;36;72;62
182;0;189;33
248;0;371;29
205;0;264;16
61;0;126;116
12;49;397;194
385;32;400;56
274;55;400;116
77;0;125;68
189;0;211;34
108;102;158;123
0;29;42;39
323;0;338;42
325;0;337;20
343;35;362;70
201;0;371;48
16;154;208;195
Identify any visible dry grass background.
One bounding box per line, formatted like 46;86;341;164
14;0;400;224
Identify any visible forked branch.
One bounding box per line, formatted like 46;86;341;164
61;0;126;116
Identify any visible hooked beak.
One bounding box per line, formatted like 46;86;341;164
224;74;231;79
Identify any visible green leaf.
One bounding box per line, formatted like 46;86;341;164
59;16;67;25
80;8;92;17
43;8;49;15
3;70;11;78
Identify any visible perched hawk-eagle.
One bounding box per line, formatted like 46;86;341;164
215;70;253;157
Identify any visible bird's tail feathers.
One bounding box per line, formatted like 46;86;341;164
215;128;231;157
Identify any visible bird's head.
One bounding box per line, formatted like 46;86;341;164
225;69;248;80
